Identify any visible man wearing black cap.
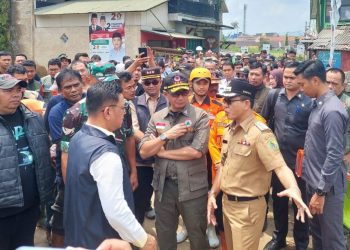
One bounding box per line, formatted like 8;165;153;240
132;67;168;224
139;72;210;250
0;74;54;249
207;79;312;250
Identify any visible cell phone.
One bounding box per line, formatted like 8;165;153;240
138;47;147;58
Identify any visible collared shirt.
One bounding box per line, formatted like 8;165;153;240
140;104;209;178
261;89;313;168
87;123;148;248
253;84;270;114
189;95;223;125
303;91;348;193
145;93;160;116
220;114;286;197
208;111;266;181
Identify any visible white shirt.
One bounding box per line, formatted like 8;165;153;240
87;123;148;247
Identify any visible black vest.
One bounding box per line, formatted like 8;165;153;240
64;124;134;248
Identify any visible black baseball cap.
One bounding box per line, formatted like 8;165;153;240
163;72;189;93
219;79;256;99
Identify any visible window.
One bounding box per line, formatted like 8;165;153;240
325;0;350;22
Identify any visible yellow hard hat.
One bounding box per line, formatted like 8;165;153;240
189;67;211;82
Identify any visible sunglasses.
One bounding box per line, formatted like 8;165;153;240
170;90;189;97
144;79;160;86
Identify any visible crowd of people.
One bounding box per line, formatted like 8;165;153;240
0;45;349;250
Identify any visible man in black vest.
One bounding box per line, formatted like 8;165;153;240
64;81;157;249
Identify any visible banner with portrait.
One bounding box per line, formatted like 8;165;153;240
89;12;125;63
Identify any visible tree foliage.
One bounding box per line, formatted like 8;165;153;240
0;0;11;51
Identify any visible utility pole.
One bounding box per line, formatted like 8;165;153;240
243;4;247;35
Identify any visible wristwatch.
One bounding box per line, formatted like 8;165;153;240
315;188;327;196
159;133;168;142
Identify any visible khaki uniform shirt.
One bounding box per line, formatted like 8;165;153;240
220;114;286;197
140;103;209;202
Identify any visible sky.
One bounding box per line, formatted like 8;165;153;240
222;0;310;35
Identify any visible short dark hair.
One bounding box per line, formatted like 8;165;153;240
222;62;234;69
70;60;87;70
6;64;27;75
122;56;131;64
294;60;326;82
22;60;37;69
112;32;122;39
124;60;134;70
74;53;89;61
91;54;101;62
233;61;243;67
0;51;11;58
15;53;27;60
91;13;98;19
250;61;267;75
86;81;123;115
117;71;132;83
48;58;61;68
327;67;346;84
284;61;300;69
288;49;297;55
56;68;82;90
100;16;106;21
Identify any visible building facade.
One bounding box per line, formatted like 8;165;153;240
10;0;230;68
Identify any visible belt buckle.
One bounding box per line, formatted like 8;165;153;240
233;196;238;202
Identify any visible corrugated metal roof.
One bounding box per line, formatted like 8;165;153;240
309;26;350;51
35;0;167;15
142;30;204;39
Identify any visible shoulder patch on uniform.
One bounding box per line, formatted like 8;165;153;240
254;121;270;131
212;99;223;106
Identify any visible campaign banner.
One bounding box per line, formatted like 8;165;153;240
89;12;125;63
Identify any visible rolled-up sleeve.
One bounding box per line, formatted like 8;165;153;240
90;152;147;247
318;111;348;192
190;112;210;154
139;115;157;150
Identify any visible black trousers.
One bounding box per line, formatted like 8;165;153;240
133;166;154;225
0;205;40;250
271;171;309;250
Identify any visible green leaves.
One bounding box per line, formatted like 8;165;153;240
0;0;10;51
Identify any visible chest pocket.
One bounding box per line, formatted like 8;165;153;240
233;145;252;157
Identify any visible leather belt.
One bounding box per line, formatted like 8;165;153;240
225;193;261;202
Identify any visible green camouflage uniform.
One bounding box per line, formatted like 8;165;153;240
61;98;134;155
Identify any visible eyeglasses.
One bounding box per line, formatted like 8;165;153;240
144;79;160;86
223;97;243;105
170;90;189;97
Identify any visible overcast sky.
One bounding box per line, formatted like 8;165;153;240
222;0;310;35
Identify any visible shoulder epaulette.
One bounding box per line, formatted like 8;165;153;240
225;122;231;128
212;99;223;106
254;121;270;131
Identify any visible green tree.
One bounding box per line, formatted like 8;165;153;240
0;0;11;51
295;36;300;45
285;33;289;46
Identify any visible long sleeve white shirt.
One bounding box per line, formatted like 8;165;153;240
87;123;148;248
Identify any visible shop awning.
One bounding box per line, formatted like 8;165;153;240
182;19;236;30
35;0;167;15
142;30;205;40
